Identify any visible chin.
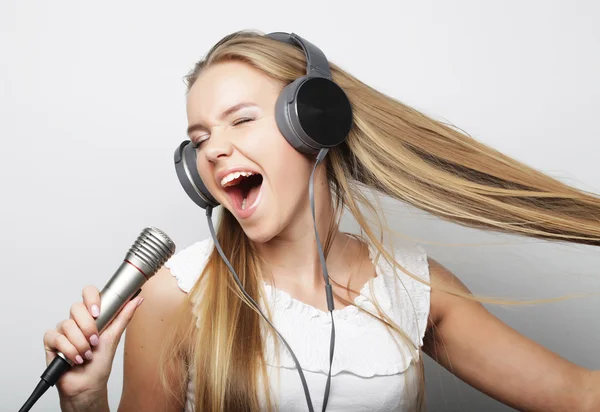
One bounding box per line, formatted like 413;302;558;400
239;218;280;245
241;229;275;244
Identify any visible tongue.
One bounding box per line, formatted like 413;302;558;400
244;184;260;208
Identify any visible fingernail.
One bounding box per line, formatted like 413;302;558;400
75;355;84;364
84;350;93;360
136;297;144;307
90;334;99;346
91;305;100;317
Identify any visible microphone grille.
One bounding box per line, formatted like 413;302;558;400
128;227;176;275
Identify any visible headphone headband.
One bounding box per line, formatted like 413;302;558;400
266;32;332;79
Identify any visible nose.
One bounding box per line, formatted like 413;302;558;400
203;137;233;164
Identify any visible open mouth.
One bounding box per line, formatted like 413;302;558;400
222;172;263;211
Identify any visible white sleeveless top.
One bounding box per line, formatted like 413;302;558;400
165;238;431;412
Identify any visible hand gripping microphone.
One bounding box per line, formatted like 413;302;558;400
19;227;176;412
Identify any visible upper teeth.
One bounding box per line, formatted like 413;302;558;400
221;171;255;187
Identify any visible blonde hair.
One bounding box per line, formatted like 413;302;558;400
159;30;600;412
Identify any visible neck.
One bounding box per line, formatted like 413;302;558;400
254;178;348;290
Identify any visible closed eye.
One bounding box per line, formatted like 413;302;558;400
232;117;254;126
192;117;255;149
191;138;207;149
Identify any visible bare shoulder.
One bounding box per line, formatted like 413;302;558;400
139;266;188;313
425;257;474;331
127;266;188;333
118;267;188;412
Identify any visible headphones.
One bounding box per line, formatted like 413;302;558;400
174;32;353;210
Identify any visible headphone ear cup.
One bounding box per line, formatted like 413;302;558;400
275;76;353;155
174;141;220;209
274;79;312;153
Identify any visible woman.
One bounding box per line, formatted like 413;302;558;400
44;30;600;412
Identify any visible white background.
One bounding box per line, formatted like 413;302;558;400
2;1;599;411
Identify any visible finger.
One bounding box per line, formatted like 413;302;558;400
61;319;93;362
44;329;84;366
82;285;101;319
70;302;100;347
43;329;59;365
102;296;144;345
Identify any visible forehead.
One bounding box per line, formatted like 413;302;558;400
186;61;281;121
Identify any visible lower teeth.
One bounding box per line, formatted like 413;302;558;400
241;197;247;210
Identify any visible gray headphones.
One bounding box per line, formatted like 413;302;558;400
174;32;353;209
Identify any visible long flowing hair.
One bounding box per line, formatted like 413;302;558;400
159;30;600;412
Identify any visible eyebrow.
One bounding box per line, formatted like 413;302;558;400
186;102;258;137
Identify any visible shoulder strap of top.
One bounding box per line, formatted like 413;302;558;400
164;238;214;293
368;242;432;348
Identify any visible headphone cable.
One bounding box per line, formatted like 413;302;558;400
205;148;335;412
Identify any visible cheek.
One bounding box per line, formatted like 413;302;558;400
196;156;217;196
258;117;301;163
264;139;313;200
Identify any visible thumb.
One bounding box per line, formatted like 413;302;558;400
99;296;144;348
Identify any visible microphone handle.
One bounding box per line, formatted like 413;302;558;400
56;259;148;366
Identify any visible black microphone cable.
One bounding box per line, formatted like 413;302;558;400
206;147;335;412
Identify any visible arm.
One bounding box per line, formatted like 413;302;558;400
423;257;599;412
60;389;110;412
117;267;188;412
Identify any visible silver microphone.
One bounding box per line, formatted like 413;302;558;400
57;226;176;364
